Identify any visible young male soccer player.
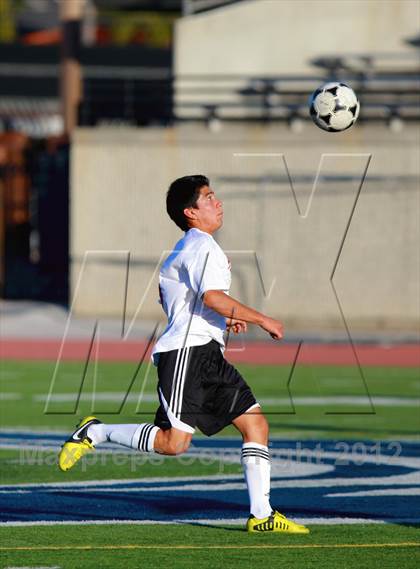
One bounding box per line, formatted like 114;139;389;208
59;175;309;534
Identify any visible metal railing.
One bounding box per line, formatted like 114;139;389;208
0;55;418;131
78;72;420;127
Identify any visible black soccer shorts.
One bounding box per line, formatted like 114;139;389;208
154;339;258;436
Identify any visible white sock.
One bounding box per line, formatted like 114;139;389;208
241;442;272;519
88;423;159;452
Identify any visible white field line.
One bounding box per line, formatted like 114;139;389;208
32;393;157;403
0;442;129;453
0;473;244;489
0;393;22;401
4;566;61;568
0;443;242;467
31;393;420;407
0;428;68;434
2;471;420;492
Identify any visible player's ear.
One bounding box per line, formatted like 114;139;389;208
183;207;197;222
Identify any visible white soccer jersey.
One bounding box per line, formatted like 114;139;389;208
152;228;231;364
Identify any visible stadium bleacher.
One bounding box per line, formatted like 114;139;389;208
1;50;418;131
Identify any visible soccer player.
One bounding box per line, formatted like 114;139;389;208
59;175;309;534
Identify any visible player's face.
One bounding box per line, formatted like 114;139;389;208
187;186;223;234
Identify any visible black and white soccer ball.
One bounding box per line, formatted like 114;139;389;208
309;82;360;132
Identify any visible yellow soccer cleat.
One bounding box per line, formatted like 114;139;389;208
58;416;101;472
246;510;310;534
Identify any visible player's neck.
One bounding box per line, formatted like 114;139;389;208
187;224;215;236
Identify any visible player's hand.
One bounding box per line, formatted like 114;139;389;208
226;318;248;334
260;316;283;340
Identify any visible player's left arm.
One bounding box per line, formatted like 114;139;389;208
202;289;283;340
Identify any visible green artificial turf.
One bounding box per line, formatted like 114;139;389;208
1;523;419;569
1;360;419;568
0;448;242;484
1;360;419;439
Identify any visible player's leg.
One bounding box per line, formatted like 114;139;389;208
207;349;309;534
58;345;198;471
232;404;269;444
58;417;193;471
232;406;272;520
83;421;192;455
91;344;196;457
84;420;192;455
154;427;192;455
58;416;162;471
233;406;309;533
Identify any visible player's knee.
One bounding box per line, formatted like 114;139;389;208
166;431;192;455
243;413;269;443
260;414;269;434
253;414;269;439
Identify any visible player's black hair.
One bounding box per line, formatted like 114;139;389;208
166;175;209;231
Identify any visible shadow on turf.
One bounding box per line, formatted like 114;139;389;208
184;521;420;532
182;521;244;532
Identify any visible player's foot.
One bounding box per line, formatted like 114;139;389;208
58;416;102;472
246;510;309;534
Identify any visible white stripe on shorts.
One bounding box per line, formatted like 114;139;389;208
175;346;190;419
158;388;195;434
169;347;183;411
171;346;187;416
169;346;190;420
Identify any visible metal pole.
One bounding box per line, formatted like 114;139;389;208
59;0;85;136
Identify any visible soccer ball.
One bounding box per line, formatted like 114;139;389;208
309;82;360;132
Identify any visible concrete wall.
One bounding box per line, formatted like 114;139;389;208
175;0;419;75
70;123;419;333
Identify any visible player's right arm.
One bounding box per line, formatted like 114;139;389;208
202;290;283;340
